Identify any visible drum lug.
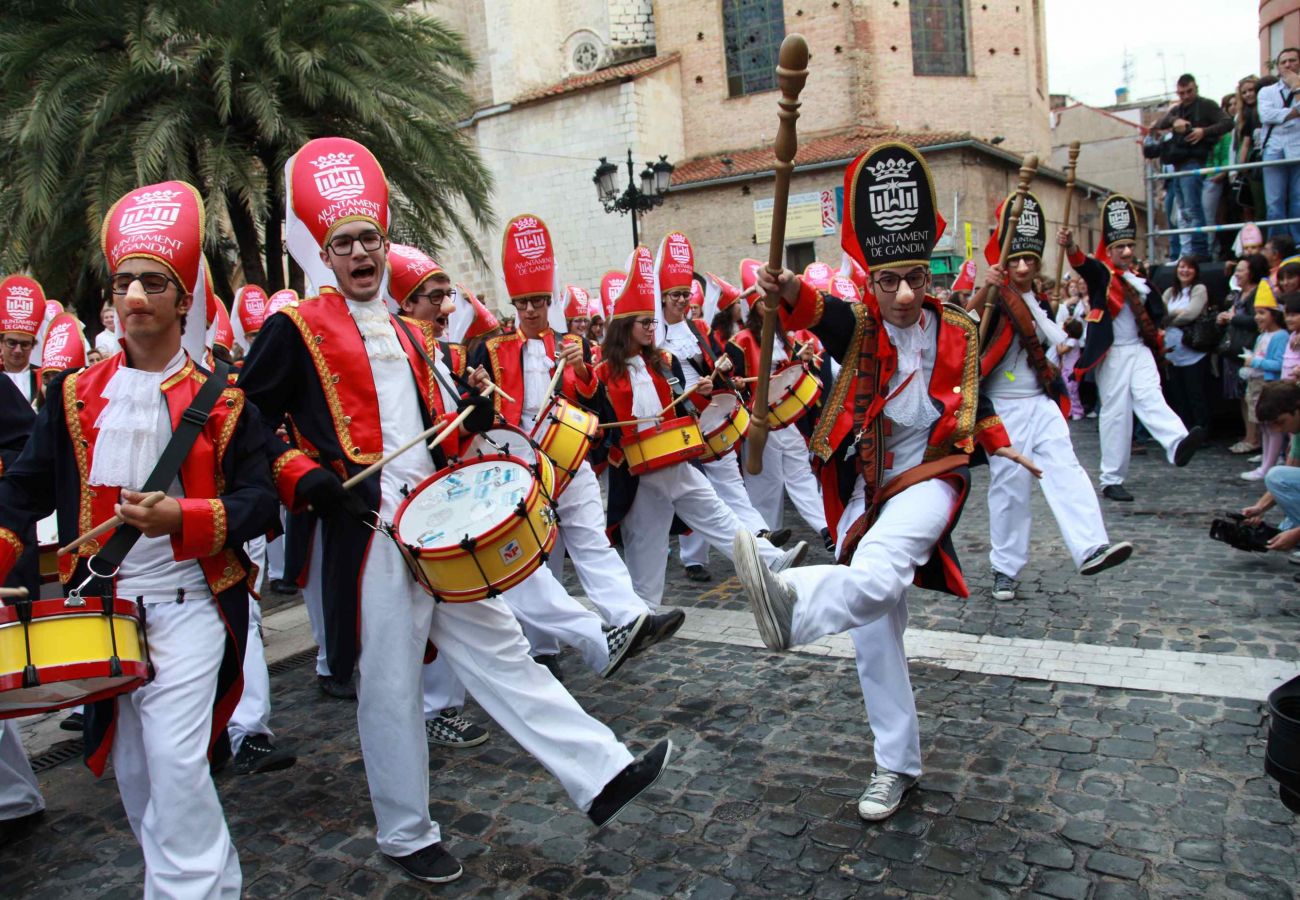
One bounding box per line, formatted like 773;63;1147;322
22;664;39;689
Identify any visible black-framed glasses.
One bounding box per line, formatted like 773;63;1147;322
109;272;180;295
633;317;657;328
511;297;549;310
663;289;692;302
326;231;385;256
412;288;455;304
2;337;35;350
872;269;929;293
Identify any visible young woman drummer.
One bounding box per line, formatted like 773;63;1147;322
596;245;806;606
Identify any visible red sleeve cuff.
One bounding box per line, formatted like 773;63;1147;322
1067;248;1086;269
570;365;600;401
0;527;21;584
779;279;825;332
171;499;228;560
273;450;320;510
974;417;1011;454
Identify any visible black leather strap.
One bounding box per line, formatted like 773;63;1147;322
95;359;230;570
392;315;469;402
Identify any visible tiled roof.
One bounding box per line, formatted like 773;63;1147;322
512;53;680;107
671;127;971;186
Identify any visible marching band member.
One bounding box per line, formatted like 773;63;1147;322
564;284;595;342
0;180;279;896
652;236;783;584
973;192;1132;602
597;245;805;607
2;275;48;409
733;143;1039;824
239;138;672;884
1067;196;1207;502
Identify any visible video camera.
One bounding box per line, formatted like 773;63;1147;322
1208;512;1280;553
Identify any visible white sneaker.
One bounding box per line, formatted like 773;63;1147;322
733;529;797;651
857;769;917;821
1247;454;1263;464
1240;467;1265;482
1289;550;1300;566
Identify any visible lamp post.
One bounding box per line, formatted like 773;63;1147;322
593;149;675;248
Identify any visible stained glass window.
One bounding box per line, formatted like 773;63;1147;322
723;0;786;97
910;0;969;77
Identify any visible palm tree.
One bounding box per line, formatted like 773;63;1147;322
0;0;493;314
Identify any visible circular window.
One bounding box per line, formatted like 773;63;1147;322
571;40;601;74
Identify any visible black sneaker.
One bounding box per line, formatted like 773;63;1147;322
385;842;463;883
269;578;300;595
317;674;357;700
210;730;232;774
60;711;84;732
683;564;711;582
534;653;564;682
1079;541;1134;576
1174;426;1208;467
1102;484;1134;502
0;808;44;844
603;614;650;679
991;571;1017;602
426;709;489;748
642;609;686;649
759;528;792;548
233;734;297;775
820;527;835;553
588;739;673;829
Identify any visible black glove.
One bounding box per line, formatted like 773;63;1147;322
458;392;495;434
296;467;372;523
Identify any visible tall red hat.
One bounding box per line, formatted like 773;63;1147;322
447;283;500;344
564;285;592;319
600;270;626;318
830;274;861;302
32;299;63;361
285;137;389;292
802;261;835;293
267;289;299;316
688;278;704;309
951;258;977;292
102;181;210;360
388;243;446;306
655;232;694;292
208;297;234;353
38;312;87;373
501;214;557;300
838;253;868;292
702;272;742;323
738;258;765;294
0;275;47;337
232;284;270;350
611;246;656;320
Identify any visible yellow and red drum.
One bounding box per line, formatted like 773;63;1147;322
529;396;598;496
622;415;705;476
697;392;751;462
763;363;822;430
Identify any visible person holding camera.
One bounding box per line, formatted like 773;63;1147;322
1241;381;1300;564
1151;74;1233;261
1260;49;1300;245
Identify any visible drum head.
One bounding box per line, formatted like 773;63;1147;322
699;393;739;432
395;458;534;552
769;364;803;394
467;427;540;467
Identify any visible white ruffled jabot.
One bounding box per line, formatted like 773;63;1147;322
346;298;405;362
87;351;185;490
881;316;940;430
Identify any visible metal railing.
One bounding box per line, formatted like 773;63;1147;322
1144;155;1299;260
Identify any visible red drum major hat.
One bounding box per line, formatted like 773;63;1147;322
267;289;299;316
655;232;694;292
802;261;835;293
983;190;1046;265
447;283;500;344
501;214;557;301
688;278;704;309
702;272;742;324
0;275;47;337
564;285;592;319
388;243;446;307
600;270;626;319
611;246;656;320
738;258;764;294
285;137;389;292
37;312;86;374
232;284;270;350
830;274;861;302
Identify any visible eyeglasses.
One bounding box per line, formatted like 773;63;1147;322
109;272;179;295
872;269;929;293
511;297;549;310
326;231;385;256
634;317;657;328
2;337;34;350
412;288;455;304
663;289;692;302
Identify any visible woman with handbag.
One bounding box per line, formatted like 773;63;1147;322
1161;256;1213;431
1219;254;1269;452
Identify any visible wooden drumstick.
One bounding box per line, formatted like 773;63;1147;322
747;34;810;476
1052;142;1081;310
976;153;1039;345
485;382;516;405
543;355;567;405
341;387;492;490
598;417;660;430
0;586;29;599
657;381;708;417
57;490;167;556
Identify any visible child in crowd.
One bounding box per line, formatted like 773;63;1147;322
1283;294;1300;383
1242;294;1292;481
1057;318;1085;420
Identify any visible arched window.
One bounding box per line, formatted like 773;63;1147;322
911;0;970;77
723;0;786;97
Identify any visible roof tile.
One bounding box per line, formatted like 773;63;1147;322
512;53;681;107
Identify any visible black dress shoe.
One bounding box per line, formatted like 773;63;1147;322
317;674;357;700
760;528;792;548
60;711;84;732
385;841;463;883
588;739;673;829
643;609;686;648
1102;484;1134;502
1174;426;1208;467
269;579;300;595
0;808;45;844
534;653;564;682
683;564;711;582
820;527;835;553
232;734;297;775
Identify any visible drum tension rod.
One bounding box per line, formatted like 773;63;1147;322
458;535;501;598
515;500;549;564
100;594;123;679
15;596;39;688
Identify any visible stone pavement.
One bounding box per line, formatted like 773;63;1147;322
5;418;1299;897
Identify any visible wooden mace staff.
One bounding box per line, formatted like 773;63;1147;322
1052;141;1081;313
746;33;810;476
976;153;1040;346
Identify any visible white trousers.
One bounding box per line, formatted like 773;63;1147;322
358;534;632;855
622;462;783;607
781;478;959;779
546;461;649;626
680;455;772;568
502;565;610;672
111;598;241;899
987;394;1110;578
420;655;465;718
227;597;272;753
1095;342;1189;486
0;719;43;820
265;533;285;583
741;426;828;533
303;522;329;677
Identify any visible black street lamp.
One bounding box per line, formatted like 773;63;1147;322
593;149;675;248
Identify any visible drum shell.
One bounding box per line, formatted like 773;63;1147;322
765;363;822;430
0;596;149;718
530;397;597;496
624;416;706;476
698;394;751;462
37;514;58;585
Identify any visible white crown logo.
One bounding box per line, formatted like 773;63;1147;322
310;152;355;170
514;217;540;231
867;157;916;181
7;285;33;298
132;188;184;205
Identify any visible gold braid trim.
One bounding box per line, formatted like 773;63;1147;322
810;302;869;462
282;307;380;465
62;372;96;552
272;449;309;483
485;333;509;415
974;415;1003;435
208;500;227;556
926;304;982;459
214;388;243;493
0;528;22;559
211;549;245;594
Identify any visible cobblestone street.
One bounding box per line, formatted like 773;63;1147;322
5;423;1298;898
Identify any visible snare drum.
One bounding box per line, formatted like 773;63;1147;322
697;392;751;462
393;451;558;602
464;426;557;498
529;397;598;495
622;415;705;476
764;363;822;429
36;514;58;585
0;595;149;719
